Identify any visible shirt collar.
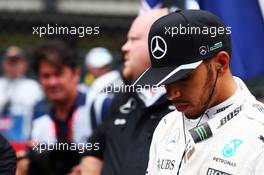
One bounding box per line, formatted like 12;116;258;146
50;91;86;118
185;76;254;128
187;77;256;144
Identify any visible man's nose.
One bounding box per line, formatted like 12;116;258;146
121;41;128;53
165;83;181;101
47;76;58;86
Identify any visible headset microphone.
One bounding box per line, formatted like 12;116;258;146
217;63;222;70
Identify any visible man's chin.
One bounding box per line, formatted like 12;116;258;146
47;95;65;103
122;69;133;81
183;110;205;120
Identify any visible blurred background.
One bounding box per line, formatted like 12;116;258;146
0;0;264;97
0;0;263;98
0;0;139;77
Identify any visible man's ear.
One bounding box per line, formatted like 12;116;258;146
73;67;81;83
214;51;230;72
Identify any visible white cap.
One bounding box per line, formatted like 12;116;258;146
85;47;113;68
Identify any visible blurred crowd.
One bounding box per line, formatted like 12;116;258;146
0;41;123;175
0;8;174;175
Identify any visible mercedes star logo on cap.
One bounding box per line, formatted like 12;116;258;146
151;36;167;59
199;46;207;56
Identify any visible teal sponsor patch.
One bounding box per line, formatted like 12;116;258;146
210;42;223;51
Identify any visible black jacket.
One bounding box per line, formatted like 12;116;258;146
85;91;174;175
0;134;16;175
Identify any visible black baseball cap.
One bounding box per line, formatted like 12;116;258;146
133;9;231;86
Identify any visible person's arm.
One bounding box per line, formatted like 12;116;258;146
80;156;103;175
146;115;169;175
146;136;157;175
79;93;115;175
254;151;264;175
67;122;106;175
79;118;107;175
0;134;16;174
78;130;105;175
146;118;164;175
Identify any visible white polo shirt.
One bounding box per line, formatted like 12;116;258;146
0;77;43;141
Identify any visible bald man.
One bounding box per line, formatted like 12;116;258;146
76;9;174;175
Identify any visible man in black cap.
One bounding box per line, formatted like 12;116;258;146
0;46;43;141
134;10;264;174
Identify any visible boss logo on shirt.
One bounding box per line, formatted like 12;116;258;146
214;104;232;114
217;105;243;129
206;168;232;175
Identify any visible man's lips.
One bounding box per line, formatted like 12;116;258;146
47;88;61;93
124;61;129;67
174;103;190;111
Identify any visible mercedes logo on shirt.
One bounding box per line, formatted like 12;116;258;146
199;46;207;55
151;36;167;59
119;97;137;114
166;128;180;151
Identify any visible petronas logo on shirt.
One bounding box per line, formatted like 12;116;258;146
189;123;212;143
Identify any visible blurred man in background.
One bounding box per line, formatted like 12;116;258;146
0;46;43;142
29;40;111;175
82;47;123;93
76;9;174;175
0;46;43;175
79;47;123;128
